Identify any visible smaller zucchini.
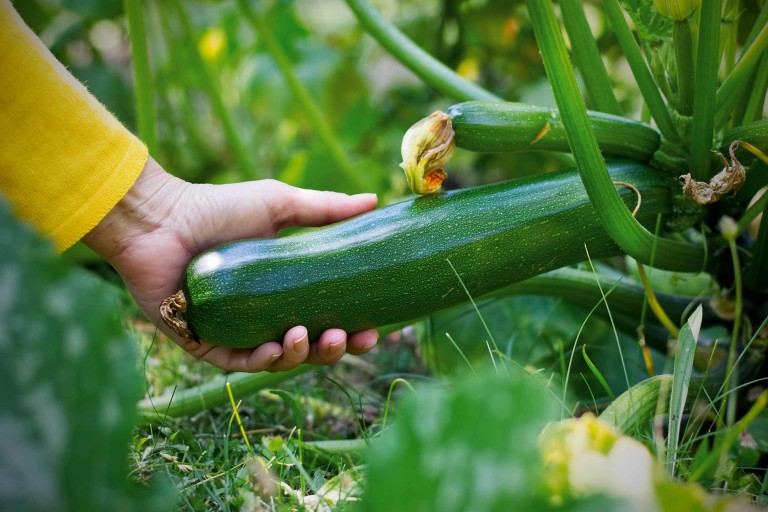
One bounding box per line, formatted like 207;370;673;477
447;101;661;162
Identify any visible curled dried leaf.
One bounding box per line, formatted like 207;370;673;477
680;140;746;205
400;111;455;195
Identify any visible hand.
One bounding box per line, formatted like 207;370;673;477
83;157;380;372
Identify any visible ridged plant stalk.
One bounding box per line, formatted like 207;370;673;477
237;0;366;193
559;0;622;116
124;0;158;155
689;0;722;181
342;0;500;102
168;0;259;180
672;19;695;116
525;0;705;272
602;0;679;143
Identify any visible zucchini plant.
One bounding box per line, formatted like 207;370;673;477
162;0;766;494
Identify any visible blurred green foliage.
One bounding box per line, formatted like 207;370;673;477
14;0;625;200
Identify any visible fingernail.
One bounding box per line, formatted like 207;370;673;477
328;338;345;351
360;337;378;351
292;335;306;349
269;353;282;363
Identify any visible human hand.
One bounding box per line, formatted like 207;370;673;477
83;157;379;372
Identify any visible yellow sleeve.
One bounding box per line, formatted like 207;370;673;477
0;0;148;252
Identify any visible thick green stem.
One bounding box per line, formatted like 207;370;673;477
137;366;312;424
672;19;695;116
560;0;622;115
525;0;705;272
124;0;158;155
342;0;500;102
602;0;679;143
689;0;722;181
169;0;259;180
715;22;768;129
237;0;366;193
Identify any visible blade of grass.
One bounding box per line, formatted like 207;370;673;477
689;390;768;483
167;0;259;180
444;332;477;376
559;0;622;115
718;217;744;429
445;258;501;356
666;305;702;478
343;0;500;102
525;0;705;272
689;0;722;180
124;0;158;155
582;345;616;400
236;0;367;193
602;0;679;142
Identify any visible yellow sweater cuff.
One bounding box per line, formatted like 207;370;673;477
0;0;148;252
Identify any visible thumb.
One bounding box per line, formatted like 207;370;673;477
260;180;378;230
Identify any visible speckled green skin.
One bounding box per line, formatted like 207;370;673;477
448;101;661;162
183;161;672;347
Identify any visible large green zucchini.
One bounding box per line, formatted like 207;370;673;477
448;101;661;162
165;161;676;348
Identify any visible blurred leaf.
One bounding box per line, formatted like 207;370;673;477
361;372;559;511
748;411;768;453
0;199;172;511
71;63;136;131
60;0;123;21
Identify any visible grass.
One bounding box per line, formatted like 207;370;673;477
132;318;427;511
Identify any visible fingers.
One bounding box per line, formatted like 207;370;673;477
261;181;378;230
266;326;310;372
169;325;378;373
346;329;379;355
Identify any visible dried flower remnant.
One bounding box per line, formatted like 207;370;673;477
680;140;747;205
400;111;456;195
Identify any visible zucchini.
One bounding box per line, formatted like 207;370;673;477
447;101;661;162
162;161;676;348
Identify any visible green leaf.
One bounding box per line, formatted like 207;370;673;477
667;305;702;477
621;0;673;43
0;199;172;511
361;372;558;511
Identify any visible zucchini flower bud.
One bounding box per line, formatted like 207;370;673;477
653;0;701;21
400;111;455;195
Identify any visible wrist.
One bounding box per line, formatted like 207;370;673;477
82;156;187;263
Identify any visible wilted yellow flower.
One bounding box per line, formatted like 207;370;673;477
538;413;657;511
399;111;455;195
653;0;701;20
